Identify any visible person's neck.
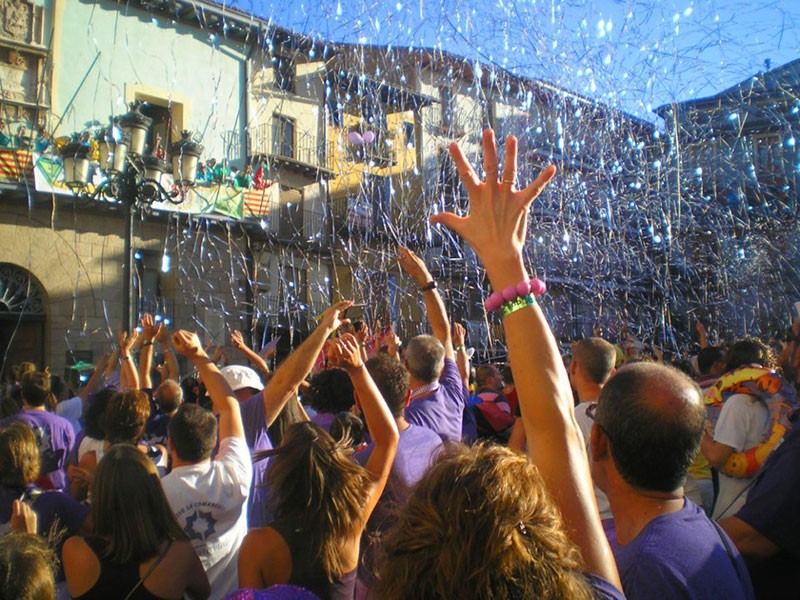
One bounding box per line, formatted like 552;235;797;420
574;381;602;404
170;454;211;469
22;402;45;412
606;475;685;545
409;376;437;397
395;415;410;432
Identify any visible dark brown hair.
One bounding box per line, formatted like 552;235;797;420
90;444;187;563
265;422;370;580
102;391;151;445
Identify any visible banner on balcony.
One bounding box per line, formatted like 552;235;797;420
27;153;276;220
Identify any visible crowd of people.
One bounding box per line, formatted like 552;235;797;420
1;128;799;600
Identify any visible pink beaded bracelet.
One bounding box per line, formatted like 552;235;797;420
485;278;546;313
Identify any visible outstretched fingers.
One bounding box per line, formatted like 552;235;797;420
518;164;557;209
429;211;469;240
448;142;480;194
482;129;500;184
502;135;518;190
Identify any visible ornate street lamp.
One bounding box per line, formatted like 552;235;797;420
61;101;204;331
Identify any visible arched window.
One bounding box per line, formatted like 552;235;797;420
0;263;46;379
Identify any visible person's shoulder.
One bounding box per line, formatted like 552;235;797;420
403;423;445;444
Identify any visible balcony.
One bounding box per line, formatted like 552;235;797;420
246;125;335;180
255;207;330;246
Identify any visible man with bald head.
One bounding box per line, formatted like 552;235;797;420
590;362;754;599
144;378;184;447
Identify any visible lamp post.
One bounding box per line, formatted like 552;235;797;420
60;102;203;332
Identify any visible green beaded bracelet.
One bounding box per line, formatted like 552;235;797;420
499;294;537;319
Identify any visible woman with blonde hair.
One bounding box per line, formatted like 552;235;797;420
238;329;399;600
376;129;623;598
62;444;209;599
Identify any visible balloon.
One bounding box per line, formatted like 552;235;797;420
347;131;364;146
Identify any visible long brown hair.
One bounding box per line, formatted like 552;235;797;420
90;444;187;563
375;443;594;600
265;422;370;580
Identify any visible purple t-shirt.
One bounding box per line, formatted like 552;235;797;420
1;409;75;490
735;427;800;597
310;411;336;433
404;358;467;443
355;423;443;588
615;499;754;599
240;391;274;528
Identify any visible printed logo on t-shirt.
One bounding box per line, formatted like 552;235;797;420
184;509;217;542
31;425;64;475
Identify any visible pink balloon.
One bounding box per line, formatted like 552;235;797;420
362;130;375;144
347;131;364;145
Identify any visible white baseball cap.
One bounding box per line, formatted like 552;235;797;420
219;365;264;392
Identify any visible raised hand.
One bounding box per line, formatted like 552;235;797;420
117;327;138;355
429;130;555;285
320;300;353;332
10;499;37;534
398;246;433;287
452;322;467;347
155;322;171;346
331;333;364;374
140;313;162;341
172;330;206;359
231;330;246;350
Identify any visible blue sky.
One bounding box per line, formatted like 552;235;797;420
228;0;800;119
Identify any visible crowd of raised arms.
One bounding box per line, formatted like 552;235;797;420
2;129;800;600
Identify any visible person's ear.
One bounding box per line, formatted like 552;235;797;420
590;423;609;462
404;388;412;408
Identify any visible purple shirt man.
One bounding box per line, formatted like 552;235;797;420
614;499;753;599
404;358;466;443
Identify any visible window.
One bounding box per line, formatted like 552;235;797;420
751;133;782;181
440;87;456;128
273;57;296;93
272;114;295;158
403;121;415;148
138;101;173;157
281;263;308;308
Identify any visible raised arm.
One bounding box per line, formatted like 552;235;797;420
331;333;398;522
398;247;454;360
261;300;353;427
231;330;271;379
156;324;180;381
431;129;619;588
138;313;161;389
78;354;109;403
452;322;470;389
172;331;243;441
117;328;140;391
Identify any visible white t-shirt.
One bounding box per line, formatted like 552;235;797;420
162;436;252;600
77;436;104;463
712;393;770;520
574;402;613;520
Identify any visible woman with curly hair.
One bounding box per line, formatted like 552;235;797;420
379;129;622;598
376;443;600;599
62;444;209;599
238;329;399;600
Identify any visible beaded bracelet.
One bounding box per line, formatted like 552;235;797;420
485;278;547;314
500;294;537;318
